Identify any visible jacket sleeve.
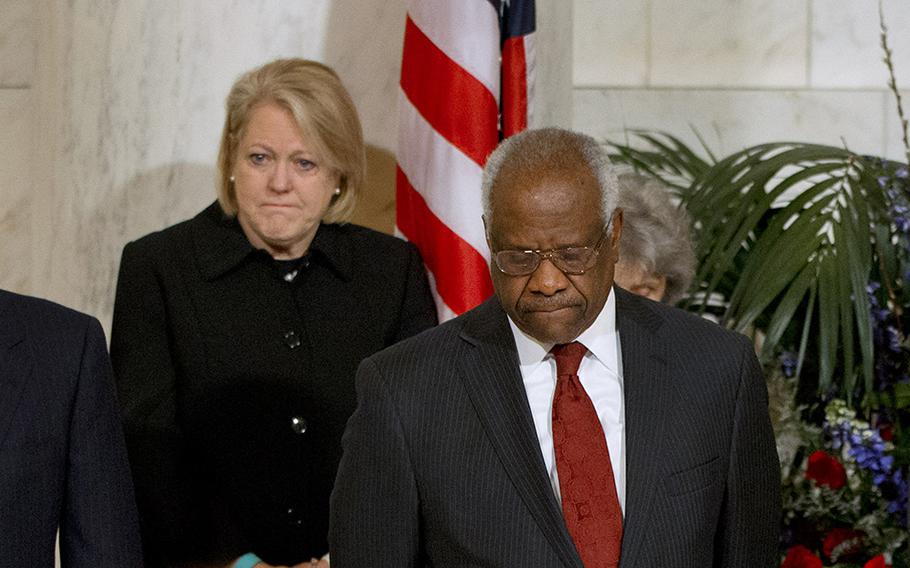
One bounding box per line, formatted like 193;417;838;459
110;242;225;566
329;357;420;567
60;316;144;567
394;243;438;342
714;336;782;566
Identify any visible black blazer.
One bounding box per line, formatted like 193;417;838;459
330;289;781;567
110;202;437;567
0;290;142;568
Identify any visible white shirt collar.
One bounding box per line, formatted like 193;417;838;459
507;288;619;375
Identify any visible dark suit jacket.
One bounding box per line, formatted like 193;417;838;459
330;288;781;567
111;202;437;567
0;290;142;567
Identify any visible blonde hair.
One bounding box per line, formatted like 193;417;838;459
216;58;365;223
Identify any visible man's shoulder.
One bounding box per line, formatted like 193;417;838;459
617;288;750;351
0;289;97;337
373;311;468;360
365;299;498;367
0;290;104;375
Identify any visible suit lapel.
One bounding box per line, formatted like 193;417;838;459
458;299;583;568
614;289;672;568
0;292;30;450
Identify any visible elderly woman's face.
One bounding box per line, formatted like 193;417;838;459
232;101;339;259
614;261;667;302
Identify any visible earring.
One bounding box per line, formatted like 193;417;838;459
334;188;341;195
230;176;235;183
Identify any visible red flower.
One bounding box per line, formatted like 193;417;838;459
879;424;894;442
864;555;891;568
805;450;846;490
782;545;823;568
822;528;864;561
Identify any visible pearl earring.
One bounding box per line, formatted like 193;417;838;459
230;176;235;183
334;188;341;195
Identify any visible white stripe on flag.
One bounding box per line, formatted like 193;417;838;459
406;0;501;104
398;90;490;262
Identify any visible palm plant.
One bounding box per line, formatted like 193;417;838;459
608;132;908;404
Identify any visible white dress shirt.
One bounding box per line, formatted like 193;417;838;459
506;289;626;513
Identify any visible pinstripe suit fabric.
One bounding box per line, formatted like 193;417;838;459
0;290;142;567
330;288;780;567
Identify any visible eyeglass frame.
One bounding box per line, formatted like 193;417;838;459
490;220;615;277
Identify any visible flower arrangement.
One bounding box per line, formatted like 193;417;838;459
774;158;910;568
778;396;908;567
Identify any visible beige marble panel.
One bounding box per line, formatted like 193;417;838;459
535;0;574;128
650;0;808;87
0;89;32;293
323;0;405;153
574;0;649;87
0;0;35;87
573;87;888;158
322;1;407;235
811;0;910;89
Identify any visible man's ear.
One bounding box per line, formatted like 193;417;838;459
610;208;624;252
482;215;491;249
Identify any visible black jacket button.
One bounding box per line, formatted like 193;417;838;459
283;331;301;349
290;416;308;435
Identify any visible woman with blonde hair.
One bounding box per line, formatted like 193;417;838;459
111;58;437;568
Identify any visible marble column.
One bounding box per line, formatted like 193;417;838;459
0;0;36;294
534;0;574;128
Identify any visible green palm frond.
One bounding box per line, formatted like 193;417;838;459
607;134;900;401
608;130;711;195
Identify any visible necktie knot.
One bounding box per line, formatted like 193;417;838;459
551;341;587;377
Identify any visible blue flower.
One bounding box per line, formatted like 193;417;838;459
886;325;902;352
779;351;798;378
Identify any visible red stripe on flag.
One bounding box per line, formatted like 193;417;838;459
501;36;528;138
396;166;493;314
401;16;499;167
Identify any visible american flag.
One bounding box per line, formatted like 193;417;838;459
396;0;536;321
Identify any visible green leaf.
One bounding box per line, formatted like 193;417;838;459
816;254;840;393
794;281;817;380
761;263;817;360
896;383;910;409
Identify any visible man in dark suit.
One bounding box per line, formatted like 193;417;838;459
329;128;781;567
0;290;143;567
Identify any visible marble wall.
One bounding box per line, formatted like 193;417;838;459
0;0;35;295
573;0;910;160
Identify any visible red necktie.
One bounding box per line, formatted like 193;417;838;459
551;342;623;567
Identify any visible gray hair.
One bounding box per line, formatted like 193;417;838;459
481;128;620;226
617;173;696;303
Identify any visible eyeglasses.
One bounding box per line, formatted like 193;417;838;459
491;223;613;276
